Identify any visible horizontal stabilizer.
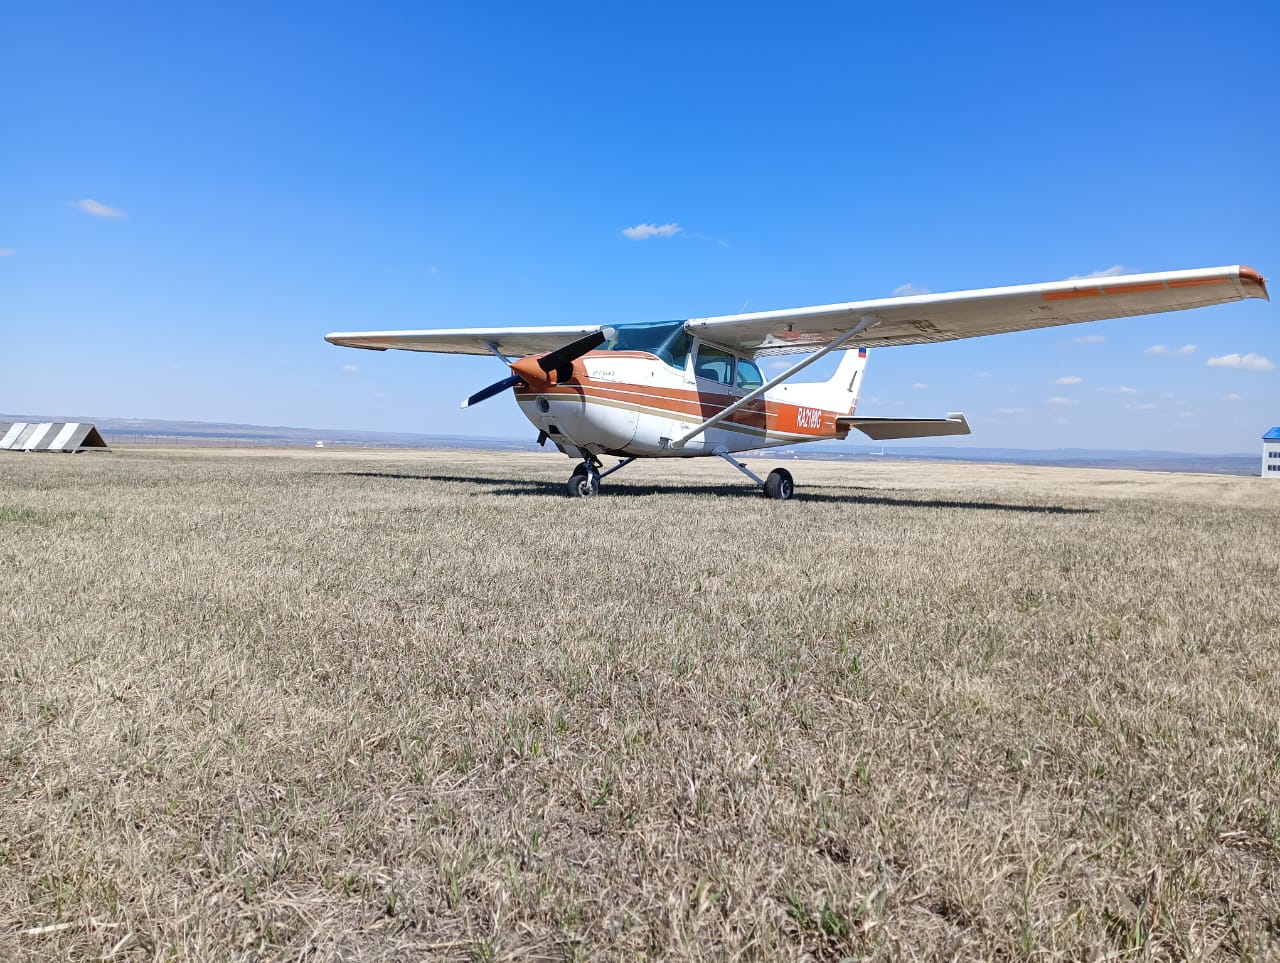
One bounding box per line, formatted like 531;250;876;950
837;412;970;440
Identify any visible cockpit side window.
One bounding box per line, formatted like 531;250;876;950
735;358;764;390
694;345;735;385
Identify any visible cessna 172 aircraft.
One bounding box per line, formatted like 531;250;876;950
327;265;1267;498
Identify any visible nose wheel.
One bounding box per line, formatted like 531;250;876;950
566;465;601;497
565;454;637;497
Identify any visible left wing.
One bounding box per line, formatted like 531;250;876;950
687;265;1267;356
325;324;603;358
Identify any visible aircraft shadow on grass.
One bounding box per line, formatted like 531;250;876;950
334;471;1097;515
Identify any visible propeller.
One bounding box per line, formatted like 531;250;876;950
461;374;523;409
537;329;607;377
459;329;609;409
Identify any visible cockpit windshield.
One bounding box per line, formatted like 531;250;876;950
603;320;691;370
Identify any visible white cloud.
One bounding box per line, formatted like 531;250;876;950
1053;375;1083;385
1176;344;1197;355
911;382;929;390
974;371;991;379
341;364;359;374
1145;344;1170;355
1072;334;1106;345
622;222;681;240
1048;396;1077;406
1146;343;1198;356
1206;352;1275;371
994;407;1026;416
0;247;13;257
1123;402;1158;410
1224;393;1243;402
892;283;931;297
1067;265;1131;280
1097;386;1139;395
72;198;125;218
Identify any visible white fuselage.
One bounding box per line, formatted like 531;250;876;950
515;344;867;459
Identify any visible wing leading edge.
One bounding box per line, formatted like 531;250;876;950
324;324;603;358
687;265;1268;356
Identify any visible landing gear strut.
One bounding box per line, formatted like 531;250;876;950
714;451;795;500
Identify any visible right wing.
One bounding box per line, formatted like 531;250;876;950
838;413;971;440
325;324;603;358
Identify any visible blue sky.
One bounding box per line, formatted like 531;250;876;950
3;1;1276;452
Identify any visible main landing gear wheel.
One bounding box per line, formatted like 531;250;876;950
566;468;601;497
764;468;795;500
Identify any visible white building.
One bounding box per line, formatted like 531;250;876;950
1264;428;1280;478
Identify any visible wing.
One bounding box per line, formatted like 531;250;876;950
838;412;971;441
687;266;1268;356
325;324;603;357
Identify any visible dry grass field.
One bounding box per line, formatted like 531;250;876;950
2;447;1278;961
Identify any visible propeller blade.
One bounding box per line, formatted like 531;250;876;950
537;330;607;374
460;374;523;409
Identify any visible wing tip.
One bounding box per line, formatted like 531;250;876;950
1239;265;1269;301
325;333;388;351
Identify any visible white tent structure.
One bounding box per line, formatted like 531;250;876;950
0;422;111;452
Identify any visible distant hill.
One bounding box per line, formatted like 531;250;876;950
1;413;540;452
792;444;1260;476
3;413;1260;475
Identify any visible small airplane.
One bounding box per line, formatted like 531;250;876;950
327;265;1267;498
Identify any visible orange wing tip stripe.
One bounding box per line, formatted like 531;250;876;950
1102;282;1167;295
1041;269;1268;303
1042;287;1103;301
1167;277;1232;289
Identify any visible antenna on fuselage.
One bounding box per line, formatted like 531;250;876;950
739;299;750;315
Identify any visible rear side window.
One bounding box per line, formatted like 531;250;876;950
694;345;735;384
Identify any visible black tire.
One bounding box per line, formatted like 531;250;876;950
566;470;600;497
764;468;794;500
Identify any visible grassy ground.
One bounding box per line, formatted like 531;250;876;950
2;447;1278;961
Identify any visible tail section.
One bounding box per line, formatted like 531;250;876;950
825;347;868;414
771;347;869;413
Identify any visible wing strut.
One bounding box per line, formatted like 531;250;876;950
669;315;879;449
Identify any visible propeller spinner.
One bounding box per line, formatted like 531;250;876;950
460;329;608;408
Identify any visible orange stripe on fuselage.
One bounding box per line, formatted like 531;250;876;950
518;373;841;439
